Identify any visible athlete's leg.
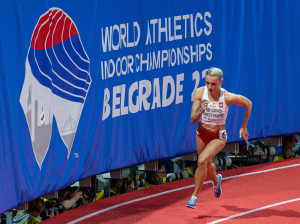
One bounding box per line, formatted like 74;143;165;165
207;159;218;185
192;138;226;197
191;135;206;197
207;139;227;187
206;138;227;183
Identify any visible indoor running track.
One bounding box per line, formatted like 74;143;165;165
43;158;300;224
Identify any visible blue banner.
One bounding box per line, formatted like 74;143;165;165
1;0;300;213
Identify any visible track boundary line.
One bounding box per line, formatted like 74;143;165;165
207;197;300;223
68;162;300;224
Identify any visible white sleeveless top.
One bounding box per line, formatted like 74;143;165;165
200;86;228;125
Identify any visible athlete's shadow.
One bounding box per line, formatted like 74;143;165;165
195;215;225;219
194;208;225;219
223;205;300;219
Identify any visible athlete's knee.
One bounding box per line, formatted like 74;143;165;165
198;156;208;167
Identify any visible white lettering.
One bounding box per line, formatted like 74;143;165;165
112;85;121;118
176;73;184;104
129;82;139;113
174;15;182;40
194;13;203;37
120;84;128;115
112;25;120;51
102;88;111;120
152;78;161;109
102;74;185;120
139;80;151;111
204;12;212;35
133;22;140;46
101;22;140;52
101;26;112;53
162;76;175;107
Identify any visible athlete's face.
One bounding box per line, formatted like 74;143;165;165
205;75;223;94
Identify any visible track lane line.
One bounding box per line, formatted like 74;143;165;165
68;162;300;224
207;198;300;224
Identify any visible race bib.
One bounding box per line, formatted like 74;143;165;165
219;130;227;139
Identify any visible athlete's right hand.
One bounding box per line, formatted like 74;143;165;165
200;99;209;113
239;127;249;143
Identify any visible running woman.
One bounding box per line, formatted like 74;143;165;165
186;67;252;208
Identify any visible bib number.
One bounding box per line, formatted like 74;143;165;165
219;130;227;139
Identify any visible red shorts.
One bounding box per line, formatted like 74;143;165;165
196;127;227;145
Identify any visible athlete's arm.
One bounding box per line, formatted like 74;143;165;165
191;88;207;124
226;92;252;142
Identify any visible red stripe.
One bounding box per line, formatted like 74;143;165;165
30;9;77;50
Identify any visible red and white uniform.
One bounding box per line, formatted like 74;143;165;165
201;86;228;125
196;86;228;144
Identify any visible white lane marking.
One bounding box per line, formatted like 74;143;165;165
207;198;300;224
68;162;300;224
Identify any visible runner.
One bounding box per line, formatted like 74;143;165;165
186;67;252;208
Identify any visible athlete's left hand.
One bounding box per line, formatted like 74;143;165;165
239;127;249;143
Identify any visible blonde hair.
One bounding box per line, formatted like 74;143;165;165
206;67;223;80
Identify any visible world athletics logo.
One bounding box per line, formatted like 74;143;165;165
19;8;91;168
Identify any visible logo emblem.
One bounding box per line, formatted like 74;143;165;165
19;8;91;168
219;102;223;108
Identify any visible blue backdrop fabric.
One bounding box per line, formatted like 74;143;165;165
0;0;300;213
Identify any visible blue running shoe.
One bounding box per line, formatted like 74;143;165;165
186;196;198;209
213;174;222;198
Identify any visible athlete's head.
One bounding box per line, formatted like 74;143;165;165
206;67;223;80
205;67;223;93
